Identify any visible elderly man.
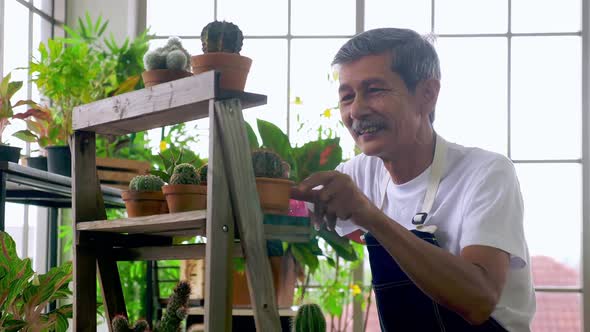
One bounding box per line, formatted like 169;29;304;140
291;28;535;331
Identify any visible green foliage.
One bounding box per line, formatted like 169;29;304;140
152;147;203;184
113;282;190;332
251;149;288;179
169;163;200;185
0;231;73;331
143;37;191;71
292;303;326;332
129;174;165;191
200;21;244;54
0;72;40;144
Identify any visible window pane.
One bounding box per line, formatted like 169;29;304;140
291;0;355;36
32;15;52;103
516;163;580;287
5;203;26;257
290;39;355;159
365;0;431;33
532;292;580;331
146;0;213;36
218;0;287;36
33;0;53;16
512;0;581;33
435;0;508;34
511;37;581;160
241;39;288;134
435;37;507;155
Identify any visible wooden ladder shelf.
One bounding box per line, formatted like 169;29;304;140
71;71;306;332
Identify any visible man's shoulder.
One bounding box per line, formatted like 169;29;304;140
447;141;515;178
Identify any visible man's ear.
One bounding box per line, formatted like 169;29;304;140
416;79;440;117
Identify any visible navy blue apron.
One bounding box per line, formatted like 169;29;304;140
365;135;508;331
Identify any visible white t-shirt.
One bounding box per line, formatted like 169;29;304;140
334;139;536;332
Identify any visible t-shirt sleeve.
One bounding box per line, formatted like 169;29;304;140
459;157;528;269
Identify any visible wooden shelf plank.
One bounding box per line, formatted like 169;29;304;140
188;307;297;317
112;243;244;261
72;71;267;135
76;210;207;234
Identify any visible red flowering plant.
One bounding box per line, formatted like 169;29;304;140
0;73;33;145
12;102;53;148
245;119;357;276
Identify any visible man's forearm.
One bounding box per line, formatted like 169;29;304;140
363;210;500;325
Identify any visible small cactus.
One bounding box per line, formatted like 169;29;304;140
252;149;288;179
153;281;191;332
198;164;208;184
200;21;243;54
129;174;165;192
169;163;200;185
291;304;326;332
112;315;149;332
144;37;191;71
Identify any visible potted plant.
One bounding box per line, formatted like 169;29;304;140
162;163;206;212
252;149;293;214
197;163;208;185
0;73;26;163
112;281;190;332
0;231;73;331
142;37;192;87
191;20;252;91
12;102;53;171
122;174;167;217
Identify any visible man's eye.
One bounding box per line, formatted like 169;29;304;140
340;94;354;103
368;87;386;93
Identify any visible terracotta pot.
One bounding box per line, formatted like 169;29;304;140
255;177;293;215
121;190;168;217
232;254;298;308
162;184;207;213
190;53;252;91
141;69;193;87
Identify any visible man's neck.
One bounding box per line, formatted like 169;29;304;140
382;131;436;185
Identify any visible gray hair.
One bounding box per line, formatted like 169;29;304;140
332;28;440;123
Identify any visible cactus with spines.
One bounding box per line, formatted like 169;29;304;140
291;304;326;332
111;281;191;332
169;163;200;185
197;164;208;184
251;149;288;179
129;174;165;192
200;21;244;54
144;37;191;71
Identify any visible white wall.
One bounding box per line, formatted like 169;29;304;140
66;0;140;43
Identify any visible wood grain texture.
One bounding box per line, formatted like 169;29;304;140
205;100;235;332
97;256;128;326
73;245;97;332
112;243;244;261
214;99;281;331
76;210;207;234
96;157;150;173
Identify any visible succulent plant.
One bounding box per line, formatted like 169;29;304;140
169;163;200;185
200;21;244;54
198;164;208;184
291;304;326;332
251;149;288;179
129;174;165;192
112;281;191;332
144;37;191;71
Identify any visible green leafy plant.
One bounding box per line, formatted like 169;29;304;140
169;163;200;185
200;21;244;54
0;73;37;145
151;148;202;184
12;102;53;148
129;174;165;191
291;303;326;332
112;281;190;332
0;231;73;331
144;37;191;71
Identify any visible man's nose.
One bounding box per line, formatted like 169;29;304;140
350;93;370;119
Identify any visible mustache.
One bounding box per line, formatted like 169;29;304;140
351;118;386;132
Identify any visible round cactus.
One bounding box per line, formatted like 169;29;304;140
169;163;200;185
251;150;288;179
291;304;326;332
112;315;149;332
198;164;208;184
200;21;244;54
129;174;165;192
144;37;191;71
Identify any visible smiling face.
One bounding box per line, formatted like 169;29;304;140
337;52;436;159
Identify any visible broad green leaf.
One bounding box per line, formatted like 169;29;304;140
113;75;140;96
13;130;38;142
319;229;357;261
244;121;259;150
7;81;23;99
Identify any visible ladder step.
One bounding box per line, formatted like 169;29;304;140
112;243;244;261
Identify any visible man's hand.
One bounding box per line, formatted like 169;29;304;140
290;171;376;231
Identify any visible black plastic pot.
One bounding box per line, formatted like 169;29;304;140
46;145;71;177
25;156;48;171
0;145;22;163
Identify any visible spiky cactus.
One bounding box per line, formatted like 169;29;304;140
129;174;165;192
144;37;191;71
112;315;149;332
291;304;326;332
200;21;243;54
198;164;208;184
169;163;200;185
252;149;288;179
153;281;191;332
